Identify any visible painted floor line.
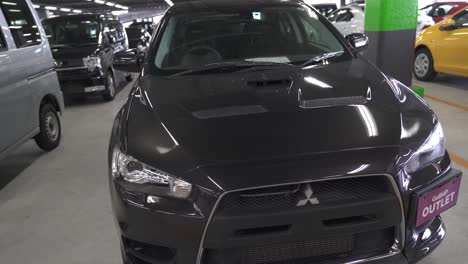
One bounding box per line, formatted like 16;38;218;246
426;95;468;112
450;152;468;169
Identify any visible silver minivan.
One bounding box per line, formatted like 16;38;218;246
0;0;64;160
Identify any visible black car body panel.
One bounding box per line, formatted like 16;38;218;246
108;1;462;263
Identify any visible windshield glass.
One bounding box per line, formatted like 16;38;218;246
44;17;100;46
126;27;143;39
154;5;345;72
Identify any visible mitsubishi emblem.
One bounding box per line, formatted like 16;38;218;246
297;184;320;206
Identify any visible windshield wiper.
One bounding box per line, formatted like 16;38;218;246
301;51;344;68
170;61;291;77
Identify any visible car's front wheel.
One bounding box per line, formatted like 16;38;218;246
34;104;61;151
414;48;437;81
103;72;116;101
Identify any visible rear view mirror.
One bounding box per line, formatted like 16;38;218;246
113;49;141;73
345;33;369;52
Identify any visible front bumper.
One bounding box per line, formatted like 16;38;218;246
56;67;105;95
110;165;461;264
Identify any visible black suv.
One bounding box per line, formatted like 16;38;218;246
43;14;131;101
109;1;462;263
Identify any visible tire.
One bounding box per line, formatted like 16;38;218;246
414;48;437;81
34;104;61;151
103;72;116;101
125;73;133;82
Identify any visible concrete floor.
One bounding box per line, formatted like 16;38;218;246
0;74;467;264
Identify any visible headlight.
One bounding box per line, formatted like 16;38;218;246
404;122;446;173
111;146;192;199
83;56;101;71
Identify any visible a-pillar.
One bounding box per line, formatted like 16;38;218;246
364;0;419;86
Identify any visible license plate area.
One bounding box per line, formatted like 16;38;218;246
416;175;462;227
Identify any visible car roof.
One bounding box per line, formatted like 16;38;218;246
170;0;305;14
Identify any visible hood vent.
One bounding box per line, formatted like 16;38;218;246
192;105;268;119
247;78;293;93
299;95;368;109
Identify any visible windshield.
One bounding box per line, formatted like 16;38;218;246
44;17;100;46
126;27;144;39
154;6;345;73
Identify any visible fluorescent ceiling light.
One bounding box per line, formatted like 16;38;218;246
1;1;17;6
111;10;128;15
106;2;115;6
165;0;174;6
72;9;82;13
121;6;129;9
8;9;21;12
44;6;57;10
33;4;40;8
94;0;105;4
60;8;71;12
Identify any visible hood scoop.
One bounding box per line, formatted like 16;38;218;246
298;86;371;109
247;78;293;94
192;105;267;119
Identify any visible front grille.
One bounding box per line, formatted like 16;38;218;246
202;176;400;264
218;176;392;214
202;228;394;264
57;68;89;79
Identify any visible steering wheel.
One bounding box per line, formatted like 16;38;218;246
185;46;222;62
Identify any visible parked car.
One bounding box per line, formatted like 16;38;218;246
417;12;435;34
327;3;365;36
308;2;338;17
43;14;132;101
108;1;462;264
419;2;468;24
129;20;156;35
329;3;440;35
415;7;468;80
0;0;64;160
125;27;151;64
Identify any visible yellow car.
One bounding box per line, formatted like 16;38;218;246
415;7;468;81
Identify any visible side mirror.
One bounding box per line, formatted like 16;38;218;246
345;33;369;52
113;49;141;73
440;19;458;31
108;34;116;44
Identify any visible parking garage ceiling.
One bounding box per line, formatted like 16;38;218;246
32;0;172;13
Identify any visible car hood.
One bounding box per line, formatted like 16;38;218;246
50;45;99;67
126;56;432;169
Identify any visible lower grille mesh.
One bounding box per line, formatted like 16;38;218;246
243;235;353;264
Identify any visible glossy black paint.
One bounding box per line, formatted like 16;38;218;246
108;1;461;263
43;14;129;96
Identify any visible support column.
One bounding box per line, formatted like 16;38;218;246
364;0;418;86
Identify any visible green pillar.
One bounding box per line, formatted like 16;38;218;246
364;0;419;86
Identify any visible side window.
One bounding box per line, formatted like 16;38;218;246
0;0;41;48
433;5;455;17
454;10;468;26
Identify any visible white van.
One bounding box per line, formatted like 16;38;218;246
0;0;64;160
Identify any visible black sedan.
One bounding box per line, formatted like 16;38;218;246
109;0;462;263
